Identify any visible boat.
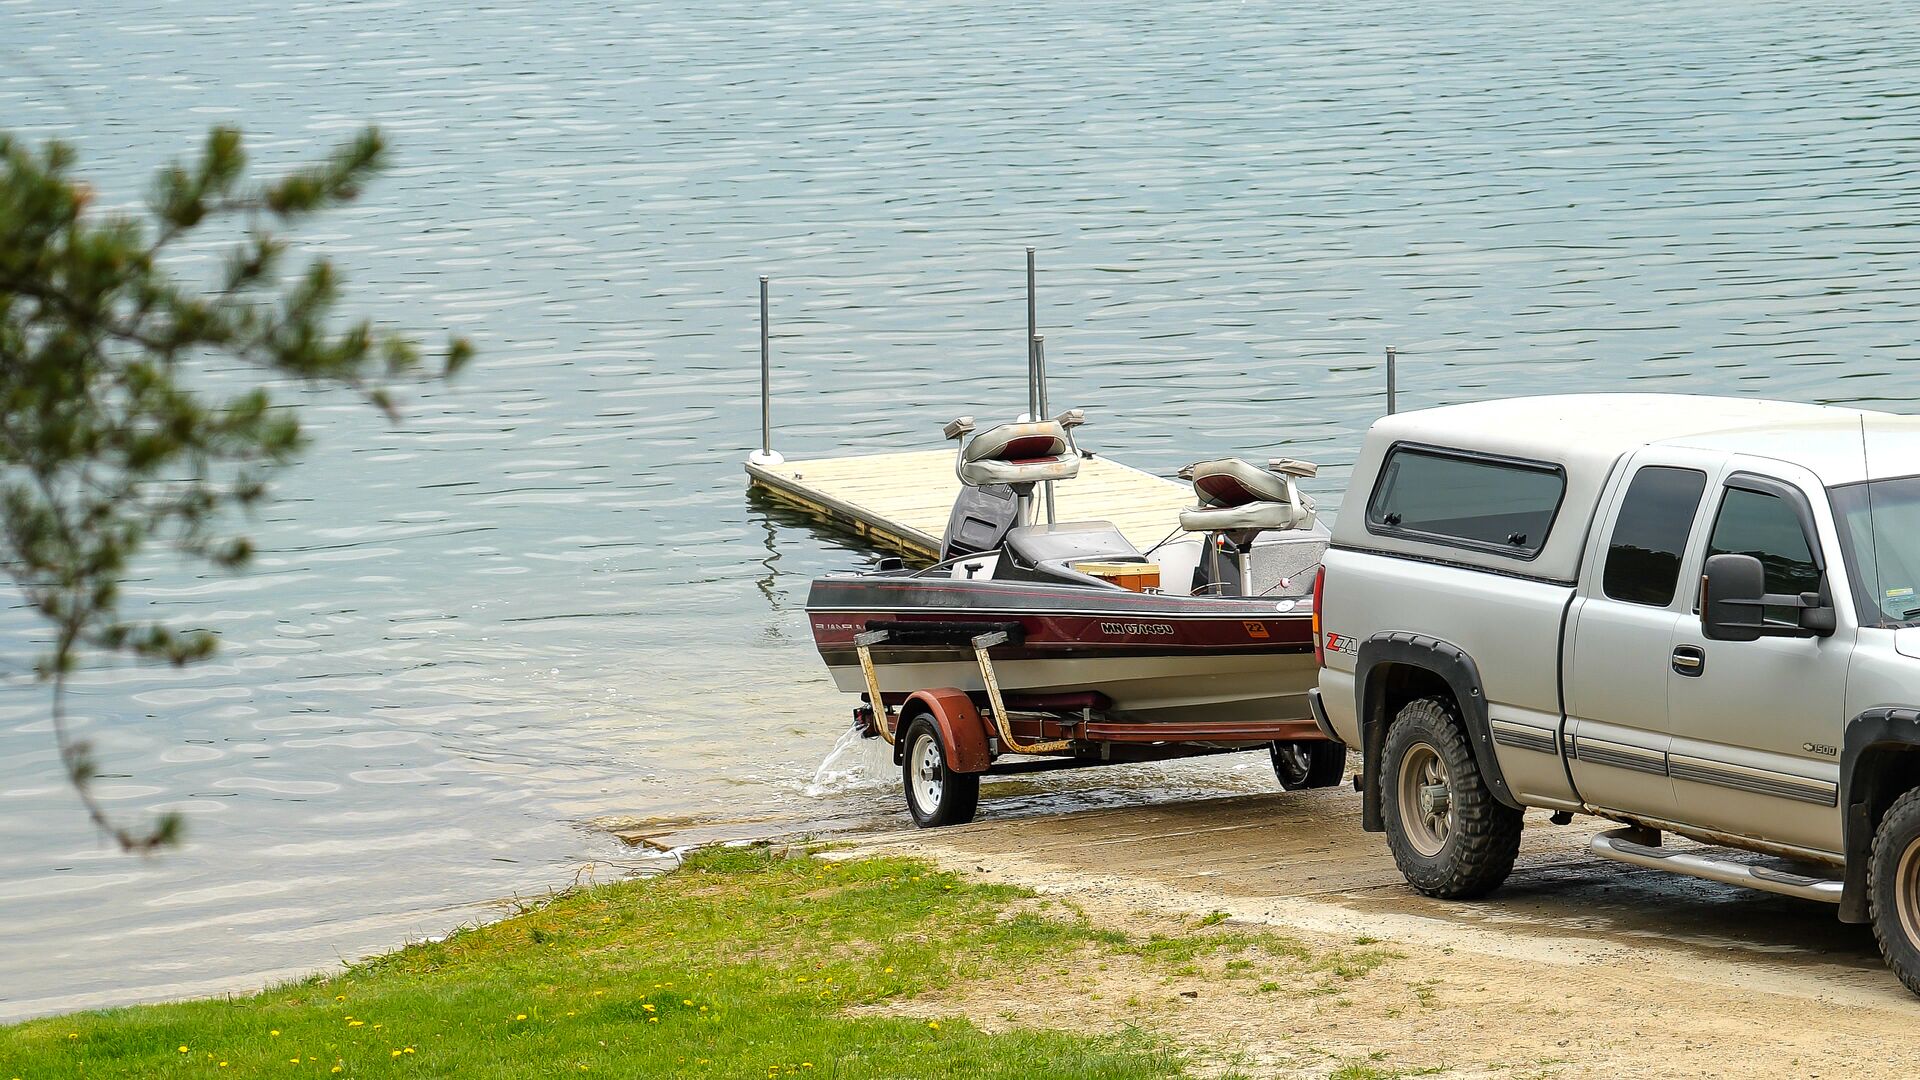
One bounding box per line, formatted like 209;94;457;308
803;408;1345;826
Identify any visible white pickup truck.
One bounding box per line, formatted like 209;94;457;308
1312;393;1920;996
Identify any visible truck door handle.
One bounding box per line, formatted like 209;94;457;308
1672;645;1705;676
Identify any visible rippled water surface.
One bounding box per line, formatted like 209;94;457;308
4;0;1920;1019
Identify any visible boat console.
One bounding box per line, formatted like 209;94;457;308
991;520;1147;588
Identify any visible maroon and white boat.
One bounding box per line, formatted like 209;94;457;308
805;410;1345;827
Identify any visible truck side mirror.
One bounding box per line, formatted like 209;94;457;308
1702;553;1836;640
1702;554;1766;641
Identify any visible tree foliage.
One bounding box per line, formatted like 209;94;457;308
0;126;471;851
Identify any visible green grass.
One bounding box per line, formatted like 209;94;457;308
0;848;1181;1079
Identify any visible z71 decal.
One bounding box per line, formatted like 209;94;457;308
1322;631;1360;656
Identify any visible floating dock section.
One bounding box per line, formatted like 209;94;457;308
746;449;1191;562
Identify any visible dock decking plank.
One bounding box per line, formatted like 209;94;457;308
746;449;1192;561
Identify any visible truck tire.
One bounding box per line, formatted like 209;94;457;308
1380;695;1522;899
1868;785;1920;997
901;713;980;828
1271;740;1348;790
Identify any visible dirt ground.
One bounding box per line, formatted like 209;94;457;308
845;784;1920;1078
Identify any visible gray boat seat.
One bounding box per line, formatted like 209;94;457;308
1178;457;1317;534
992;520;1143;586
956;420;1082;488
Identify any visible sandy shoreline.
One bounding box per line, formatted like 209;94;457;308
842;787;1920;1078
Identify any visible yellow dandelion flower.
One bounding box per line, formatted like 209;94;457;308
795;976;808;983
681;1000;693;1007
392;1050;403;1058
404;1048;416;1054
927;1020;940;1030
67;1033;78;1040
332;1069;343;1076
699;1005;708;1012
179;1046;190;1053
515;1013;528;1021
290;1059;301;1065
884;967;894;974
335;995;346;1001
348;1020;365;1028
648;1017;659;1024
219;1063;229;1069
592;990;604;996
270;1030;281;1037
642;1004;655;1012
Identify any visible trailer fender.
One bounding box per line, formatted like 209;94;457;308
896;689;993;774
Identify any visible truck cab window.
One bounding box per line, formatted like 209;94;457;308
1602;466;1707;606
1704;486;1822;623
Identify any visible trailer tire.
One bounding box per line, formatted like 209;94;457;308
901;713;979;828
1381;695;1521;899
1868;785;1920;998
1272;740;1348;790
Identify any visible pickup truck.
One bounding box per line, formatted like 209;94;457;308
1313;393;1920;996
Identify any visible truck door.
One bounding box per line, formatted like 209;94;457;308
1665;469;1849;855
1564;456;1715;819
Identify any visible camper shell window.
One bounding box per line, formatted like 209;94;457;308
1365;444;1565;560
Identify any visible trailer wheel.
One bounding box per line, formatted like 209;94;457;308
1868;785;1920;998
1380;695;1521;899
1271;740;1348;790
901;713;979;828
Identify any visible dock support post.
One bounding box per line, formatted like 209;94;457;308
748;275;784;466
1035;334;1056;525
1026;248;1040;421
1385;345;1398;415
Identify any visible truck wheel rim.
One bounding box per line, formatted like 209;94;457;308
1275;743;1310;784
1397;743;1452;858
911;730;944;813
1898;834;1920;947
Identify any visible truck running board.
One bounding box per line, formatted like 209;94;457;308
1589;828;1843;905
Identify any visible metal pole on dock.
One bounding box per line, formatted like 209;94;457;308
1385;345;1398;415
1026;248;1040;422
748;275;784;466
1036;334;1056;525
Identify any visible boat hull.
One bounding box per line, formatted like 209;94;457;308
806;576;1316;730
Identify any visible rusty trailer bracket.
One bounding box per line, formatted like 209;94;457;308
973;630;1072;755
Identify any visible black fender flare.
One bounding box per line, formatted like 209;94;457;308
1839;708;1920;923
1355;632;1519;832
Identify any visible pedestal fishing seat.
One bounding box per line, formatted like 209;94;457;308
948;414;1084;488
939;410;1088;559
1178;458;1319;594
1178;457;1317;535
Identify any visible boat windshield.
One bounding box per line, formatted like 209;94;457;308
1831;476;1920;628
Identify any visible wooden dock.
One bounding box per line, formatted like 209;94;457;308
746;449;1190;561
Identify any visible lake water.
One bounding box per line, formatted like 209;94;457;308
4;0;1920;1020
